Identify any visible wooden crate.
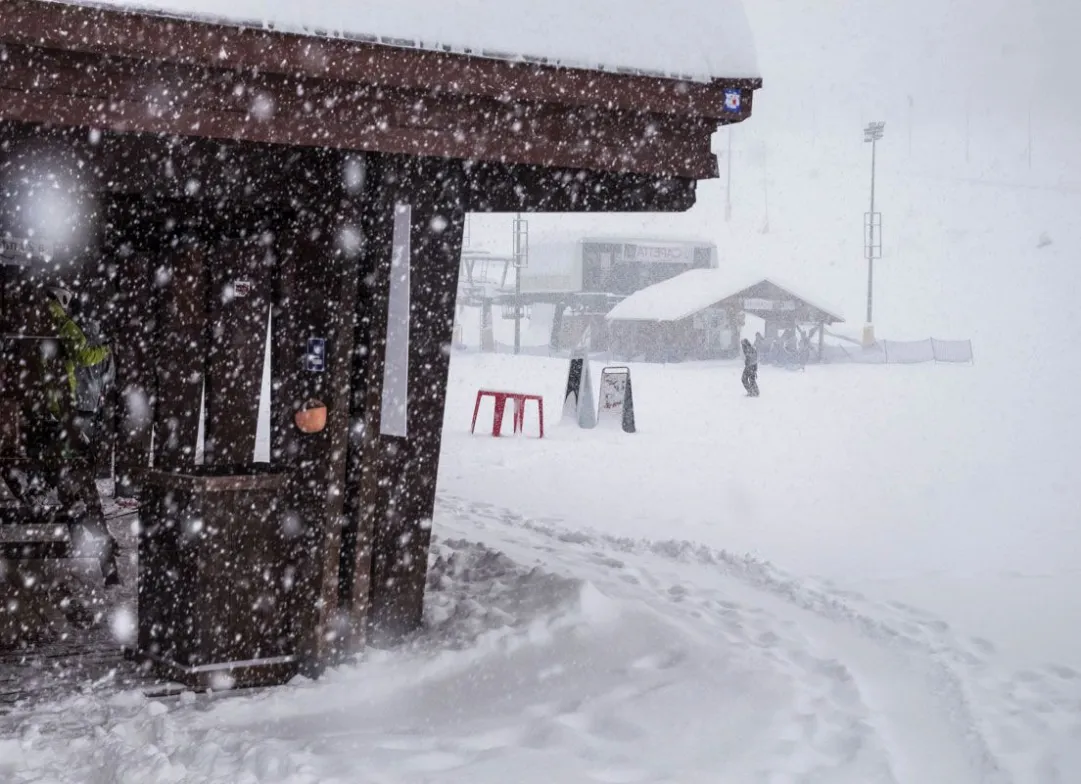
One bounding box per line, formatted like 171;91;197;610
137;466;299;690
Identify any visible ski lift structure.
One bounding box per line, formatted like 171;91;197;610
457;248;518;352
0;0;760;691
458;249;516;307
457;215;533;352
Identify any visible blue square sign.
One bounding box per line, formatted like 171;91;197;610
307;337;326;372
723;89;742;113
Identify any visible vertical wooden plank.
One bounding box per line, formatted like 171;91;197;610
204;222;273;466
338;158;378;637
101;196;173;493
0;264;17;459
153;234;206;471
110;250;156;495
353;155;466;642
272;153;364;672
340;157;393;646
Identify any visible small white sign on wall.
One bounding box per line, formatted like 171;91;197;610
380;203;412;438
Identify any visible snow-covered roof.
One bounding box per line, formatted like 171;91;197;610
606;272;845;323
606;269;734;322
56;0;759;82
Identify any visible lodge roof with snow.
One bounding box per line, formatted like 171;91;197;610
605;272;845;325
0;0;761;184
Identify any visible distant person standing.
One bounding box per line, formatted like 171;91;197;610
741;338;759;397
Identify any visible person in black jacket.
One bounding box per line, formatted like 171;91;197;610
741;338;759;397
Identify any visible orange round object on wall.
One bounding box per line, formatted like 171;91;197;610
294;400;327;434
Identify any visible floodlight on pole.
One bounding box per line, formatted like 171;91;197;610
862;121;884;346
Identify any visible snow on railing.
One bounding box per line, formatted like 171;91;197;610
822;338;975;365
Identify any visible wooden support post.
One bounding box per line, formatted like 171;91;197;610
350;154;466;643
272;155;365;672
111;251;156;494
817;322;825;363
204;222;273;466
153;236;207;471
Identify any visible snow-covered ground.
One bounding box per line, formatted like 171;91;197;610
4;352;1081;783
443;354;1081;670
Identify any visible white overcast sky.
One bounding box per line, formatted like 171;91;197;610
744;0;1081;130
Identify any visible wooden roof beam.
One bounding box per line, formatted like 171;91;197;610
0;0;760;121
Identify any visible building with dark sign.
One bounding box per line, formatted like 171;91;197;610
514;236;719;350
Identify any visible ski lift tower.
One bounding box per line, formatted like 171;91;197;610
863;121;884;347
511;213;529;355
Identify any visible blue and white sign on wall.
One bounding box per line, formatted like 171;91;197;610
307;337;326;372
723;89;742;113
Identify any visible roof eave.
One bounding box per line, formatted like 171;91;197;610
12;0;761;121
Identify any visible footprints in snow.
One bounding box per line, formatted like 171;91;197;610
437;494;1081;782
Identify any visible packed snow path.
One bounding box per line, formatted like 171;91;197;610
436;495;1078;784
4;495;1079;783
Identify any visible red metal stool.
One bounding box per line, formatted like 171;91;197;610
471;389;544;438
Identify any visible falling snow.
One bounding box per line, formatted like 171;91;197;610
0;0;1078;782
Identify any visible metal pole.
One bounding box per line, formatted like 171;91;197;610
862;120;884;344
867;137;876;324
514;213;521;355
725;128;733;222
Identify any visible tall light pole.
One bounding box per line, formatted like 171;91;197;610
863;121;884;346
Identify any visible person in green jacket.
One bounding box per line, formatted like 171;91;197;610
25;284;120;586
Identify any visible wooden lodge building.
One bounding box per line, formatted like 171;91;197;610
0;0;760;685
606;274;843;363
